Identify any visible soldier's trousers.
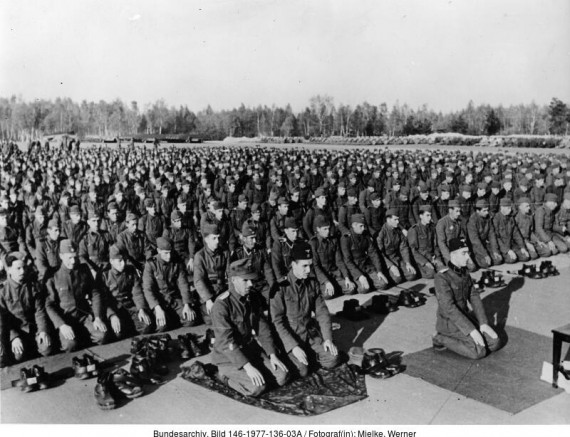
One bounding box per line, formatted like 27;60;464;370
473;249;503;269
547;233;570;254
217;344;289;397
113;305;154;338
386;259;417;284
155;298;201;333
0;330;53;367
416;257;445;279
525;240;548;259
434;329;502;360
356;263;389;293
288;335;340;377
318;269;351;299
499;248;531;264
59;315;112;352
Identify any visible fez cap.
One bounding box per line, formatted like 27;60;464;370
229;259;258;280
284;217;298;229
290;241;313;261
449;237;468;253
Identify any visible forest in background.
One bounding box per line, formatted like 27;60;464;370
1;94;568;142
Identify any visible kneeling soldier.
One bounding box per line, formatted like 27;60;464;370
211;259;289;397
407;205;445;279
492;198;530;263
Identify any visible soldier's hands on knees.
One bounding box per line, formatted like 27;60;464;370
358;275;369;291
548;241;556;251
324;339;338;356
244;362;265;386
206;299;214;314
187;258;194;272
484;256;491;265
405;263;415;274
138;309;151;325
425;262;434;270
402;229;408;237
11;337;24;356
480;324;498;339
154;305;166;328
38;331;50;346
182;303;196;321
389;265;400;277
521;248;529;258
269;354;288;372
507;250;516;260
469;329;485;347
93;317;107;333
377;272;388;284
344;278;355;292
59;324;75;340
324;282;334;296
110;315;121;335
292;345;309;365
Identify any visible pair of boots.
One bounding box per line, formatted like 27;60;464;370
129;334;173;385
478;270;506;288
178;330;215;360
397;289;426;308
539;260;559;277
18;365;49;392
94;368;144;410
348;347;404;379
72;353;100;380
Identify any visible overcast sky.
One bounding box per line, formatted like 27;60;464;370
1;0;569;113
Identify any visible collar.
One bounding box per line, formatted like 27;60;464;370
447;261;467;275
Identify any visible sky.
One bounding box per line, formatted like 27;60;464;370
1;0;569;113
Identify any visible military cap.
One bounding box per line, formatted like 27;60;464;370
418;183;429;193
277;196;289;205
564;192;570;201
156;237;173;251
477;182;487;190
171;210;182;221
449;237;468;253
518;197;530;206
299;177;307;184
460;185;472;193
290;241;313;261
47;218;59;229
284;217;298;229
386;208;399;218
144;198;155;207
87;209;101;220
109;245;124;261
314;187;326;198
69;205;81;215
545;193;558;203
367;179;376;187
370;192;381;201
177;195;188;205
314;215;330;229
519;177;529;187
392;179;401;186
475;199;489;209
348;172;357;179
500;198;512;207
202;222;221;237
268;192;278;202
238;194;247;203
347;188;358;198
241;221;256;237
60;239;77;254
419;205;432;214
448;199;460;209
212;200;224;210
400;187;410;196
250;203;260;213
229;259;258;280
107;202;118;211
34;205;47;215
351;213;366;224
490;181;501;189
337;181;346;189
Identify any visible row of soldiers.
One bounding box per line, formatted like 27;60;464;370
1;142;570;369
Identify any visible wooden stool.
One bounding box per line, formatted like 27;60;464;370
552;323;570;388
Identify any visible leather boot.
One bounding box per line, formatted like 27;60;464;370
32;365;50;390
19;367;38;393
94;372;116;410
111;368;144;399
72;356;90;380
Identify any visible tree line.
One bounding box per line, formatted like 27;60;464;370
0;94;568;142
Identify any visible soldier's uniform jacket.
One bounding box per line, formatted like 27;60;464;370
25;219;47;256
534;206;556;243
142;255;196;309
270;270;333;353
363;205;384;236
248;219;272;251
115;229;148;270
100;219;126;243
514;211;537;242
338;202;359;235
138;214;164;247
436;215;463;261
434;263;488;337
407;222;441;266
467;212;499;257
554;206;570;235
211;287;277;368
433;198;449;222
389;198;414;230
376;224;412;267
309;234;349;285
45;264;106;328
193;246;229;303
79;229;113;271
230;207;249;237
529;186;545;211
411;197;436;225
457;196;475;223
0;225;26;259
358;189;373;213
35;238;61;283
0;278;50;341
230;244;275;290
157;196;175;224
270;212;288;243
303;204;335;240
492;211;525;253
103;265;148;315
200;212;234;251
162;226;196;263
340;230;383;279
61;219;88;246
271;238;297;282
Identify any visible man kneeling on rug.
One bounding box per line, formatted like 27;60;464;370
433;237;502;359
211;259;289;397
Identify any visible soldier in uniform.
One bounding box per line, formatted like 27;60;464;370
554;192;570;247
193;223;229;324
433;237;502;360
45;239;111;352
270;241;340;377
514;197;547;259
35;218;62;284
200;200;235;253
102;245;153;337
79;210;113;278
0;252;52;367
211;259;289;397
271;218;300;284
0;208;27;266
492;198;530;263
115;212;149;272
363;192;385;238
309;215;355;299
162;210;197;275
340;213;389;293
436;200;470;268
376;208;417;284
407;205;445;279
269;197;290;244
303;187;335;240
100;202;125;244
534;193;569;254
138;198;165;254
24;205;48;260
338;188;360;236
467;200;502;268
61;205;88;246
142;237;199;332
